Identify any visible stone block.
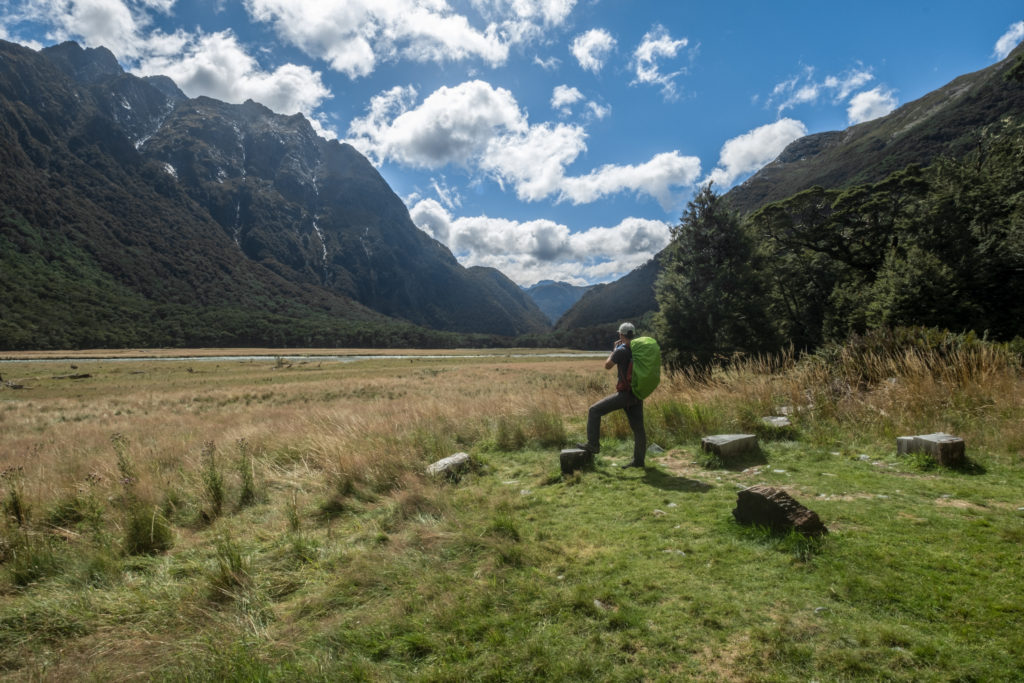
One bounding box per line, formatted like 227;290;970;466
733;485;828;536
426;452;470;477
701;434;758;462
560;448;593;475
762;416;792;428
896;433;965;467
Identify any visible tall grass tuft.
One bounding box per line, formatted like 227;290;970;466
201;440;225;519
209;534;253;601
236;438;258;509
2;466;29;526
6;530;64;586
123;503;174;555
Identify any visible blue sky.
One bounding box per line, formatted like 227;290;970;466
3;1;1023;286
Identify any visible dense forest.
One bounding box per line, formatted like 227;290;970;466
653;118;1024;368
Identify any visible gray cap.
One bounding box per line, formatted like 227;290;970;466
618;322;636;338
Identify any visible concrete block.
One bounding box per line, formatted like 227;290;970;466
427;452;470;477
896;433;965;467
702;434;758;461
560;448;593;475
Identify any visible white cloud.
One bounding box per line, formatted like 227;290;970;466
771;65;875;114
480;121;588;200
347;80;527;168
587;101;610;119
430;176;462;210
534;54;561;70
631;24;689;98
559;152;701;210
994;20;1024;60
846;86;898;124
350;79;695;209
409;198;670;285
136;31;332;115
244;0;508;78
823;69;874;100
707;118;808;188
4;1;334;120
244;0;575;79
136;0;175;12
20;0;151;59
551;84;584;113
571;28;615;73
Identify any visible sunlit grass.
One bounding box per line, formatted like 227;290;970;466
1;345;1022;680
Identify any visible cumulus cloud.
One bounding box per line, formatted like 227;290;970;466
551;84;584;113
706;118;808;189
560;152;701;209
409;198;670;285
770;65;875;114
137;31;332;115
587;101;611;119
349;79;696;209
13;0;153;59
480;121;589;200
994;20;1024;60
550;85;610;121
244;0;575;78
571;28;615;73
846;86;898;124
3;0;335;121
631;24;689;98
347;80;527;168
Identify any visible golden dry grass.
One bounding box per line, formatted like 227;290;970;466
0;353;606;512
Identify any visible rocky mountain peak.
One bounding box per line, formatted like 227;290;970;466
41;41;121;83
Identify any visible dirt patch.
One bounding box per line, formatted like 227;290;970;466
935;498;987;511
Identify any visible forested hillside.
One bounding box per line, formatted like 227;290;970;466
655;118;1024;367
556;45;1024;345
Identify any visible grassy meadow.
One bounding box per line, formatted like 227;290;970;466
1;346;1022;681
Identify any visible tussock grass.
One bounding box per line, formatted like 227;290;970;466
1;345;1022;680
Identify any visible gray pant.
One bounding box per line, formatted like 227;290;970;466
586;391;646;464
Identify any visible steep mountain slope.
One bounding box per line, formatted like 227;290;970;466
725;44;1024;214
0;42;387;349
0;40;548;347
553;260;658;331
557;45;1024;331
524;280;595;323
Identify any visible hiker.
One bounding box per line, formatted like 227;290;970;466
578;322;647;468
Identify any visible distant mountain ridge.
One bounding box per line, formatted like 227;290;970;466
556;44;1024;331
523;280;595;323
0;40;549;348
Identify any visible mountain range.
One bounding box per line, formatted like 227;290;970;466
0;40;548;349
3;39;1022;350
556;42;1024;332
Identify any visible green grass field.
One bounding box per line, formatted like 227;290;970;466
1;348;1022;680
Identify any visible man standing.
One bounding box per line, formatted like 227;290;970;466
578;322;647;468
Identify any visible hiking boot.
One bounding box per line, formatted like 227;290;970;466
575;442;599;454
621;461;645;469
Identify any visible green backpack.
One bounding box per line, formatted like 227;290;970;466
629;336;662;400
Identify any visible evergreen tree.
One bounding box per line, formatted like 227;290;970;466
654;185;778;369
